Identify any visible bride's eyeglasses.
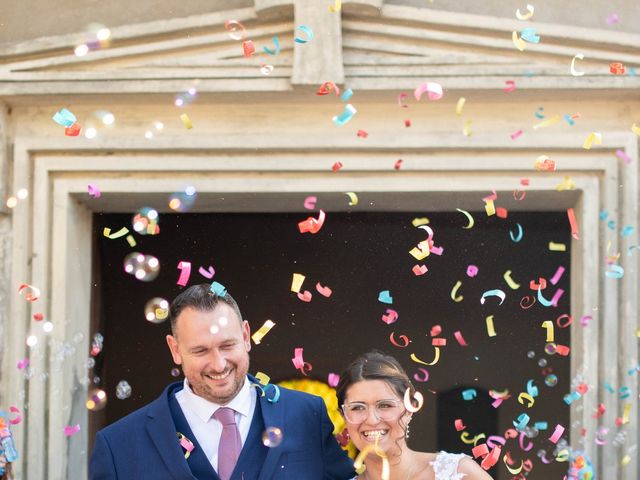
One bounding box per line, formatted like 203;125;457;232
341;399;404;424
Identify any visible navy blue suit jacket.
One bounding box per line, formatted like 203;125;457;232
90;378;354;479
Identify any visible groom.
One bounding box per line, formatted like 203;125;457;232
90;284;354;479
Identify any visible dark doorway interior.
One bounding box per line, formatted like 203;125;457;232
91;208;571;479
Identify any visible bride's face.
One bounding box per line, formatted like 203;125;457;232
342;379;410;455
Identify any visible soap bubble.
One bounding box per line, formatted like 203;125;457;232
145;297;169;323
538;358;547;367
170;368;181;377
86;388;107;411
526;350;535;359
168;186;197;212
262;427;283;447
116;380;132;400
123;252;160;282
132;207;160;235
545;374;558;387
544;343;557;355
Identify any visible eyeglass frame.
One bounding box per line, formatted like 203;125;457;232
340;398;406;424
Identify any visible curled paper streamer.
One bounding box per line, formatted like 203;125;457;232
480;289;506;305
381;308;398;325
451;281;464;302
297;290;312;302
87;184;101;198
504;80;516;92
294;25;314;44
315;282;332;297
410;349;440;366
303;196;317;210
456;97;466;116
605;264;624;279
298;210;326;234
328;0;341;12
316;82;340;96
345;192;358;206
413;368;429;382
541;320;554;342
64;424;81;437
198;266;215;279
509;223;523;242
18;283;41;302
414;82;443;101
570;54;585;76
354;442;389;480
512;31;526;51
389;332;410;348
224;20;247;40
262;36;281;55
583;132;602;149
176;261;192;286
291;347;312;375
456;208;474;229
515;4;534;20
251;319;275;345
9;406;22;425
332;104;357;126
503;270;521;290
103;227;129;239
486;315;497;337
403;388;425;413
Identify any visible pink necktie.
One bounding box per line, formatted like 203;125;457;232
213;407;242;480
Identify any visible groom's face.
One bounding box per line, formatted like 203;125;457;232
166;303;251;405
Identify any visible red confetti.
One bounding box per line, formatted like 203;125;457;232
389;332;410;348
394;159;403;170
242;40;255;58
610;62;625;74
356;130;368;138
64;123;81;136
404;119;411;127
412;264;428;276
331;162;343;172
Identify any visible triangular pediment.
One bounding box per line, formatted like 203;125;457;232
1;2;639;95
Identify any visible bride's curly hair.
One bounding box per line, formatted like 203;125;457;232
336;351;417;457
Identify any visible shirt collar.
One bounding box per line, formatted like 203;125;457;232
182;376;253;423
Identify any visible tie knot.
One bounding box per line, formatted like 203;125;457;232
213;407;237;426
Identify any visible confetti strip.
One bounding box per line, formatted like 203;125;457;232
251;319;275;344
567;207;580;239
176;261;192;286
515;4;534;20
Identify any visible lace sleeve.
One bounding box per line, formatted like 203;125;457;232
430;451;469;480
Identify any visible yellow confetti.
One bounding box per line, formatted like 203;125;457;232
411;217;430;227
254;371;270;385
512;31;526;51
631;123;640;136
126;234;137;247
328;0;341;12
541;320;554;342
345;192;358;206
409;240;430;260
451;280;464;302
455;97;466;116
503;270;521;289
549;242;567;251
251;319;275;345
621;455;631;466
516;4;534;20
555;176;576;191
456;208;474;229
518;392;535;408
583;132;602;150
410;349;440;366
180;113;193;129
484;199;496;216
486;315;497;337
291;273;305;293
354;442;389;480
103;227;129;239
570;54;585;76
621;402;631;424
462;119;473;136
460;431;486;445
533;115;561;130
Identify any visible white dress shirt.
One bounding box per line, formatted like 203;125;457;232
175;377;257;472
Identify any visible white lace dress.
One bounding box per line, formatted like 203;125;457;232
430;451;468;480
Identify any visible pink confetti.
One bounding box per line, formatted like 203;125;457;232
550;266;565;285
291;347;312;375
297;210;326;234
455;419;466;431
510;130;523;140
414;82;443;101
303;196;317;210
606;13;620;25
397;92;409;108
549;424;565;444
297;290;312;302
198;265;215;279
381;308;398;325
9;406;22;425
466;265;479;277
412;264;428;276
87;184;101;198
315;282;332;297
16;358;29;370
504;80;516;92
430;325;442;336
616;149;631;164
356;130;368;138
328;373;340;387
176;261;192;286
454;331;469;346
64;424;81;437
413;368;429;382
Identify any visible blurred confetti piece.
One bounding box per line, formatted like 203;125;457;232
496;207;508;219
180;113;193;129
260;64;274;75
389;332;410;348
224;20;247;40
456;208;474;229
332;162;343;172
481;289;506;305
512;31;526;51
317;81;340;96
462;389;477;400
381;309;398;324
412;217;429;227
567;208;580;239
394;159;403;170
16;358;29;370
454;331;469;346
548;242;566;251
503;270;520;289
451;281;464;302
126;235;136;247
340;88;354;102
356;130;368;138
583;132;602;149
103;227;129;239
252;319;275;344
291;273;305;293
549;424;564;444
52;108;77;127
303;196;317;210
397;92;409;108
210;281;227;296
606;13;620;25
509;223;523;242
520;28;540;43
64;424;81;437
486;316;497;336
504;80;516;92
242;40;255;57
328;373;340;387
297;290;312;302
378;290;393;304
87;184;101;198
414;368;429;382
294;25;314;44
510;129;523;140
412;264;428;276
455;97;466;116
262;36;281;55
291;347;312;374
533;115;560;130
462;120;473;136
455;419;466;431
610;62;625;74
198;265;215;279
298;209;326;234
466;265;478;277
65;124;81;136
9;406;22;425
315;282;332;297
631;123;640;136
328;0;341;12
345;192;358;206
414;82;443;101
556;176;576;191
18;283;41;301
332;104;357;126
570;54;585;76
535;107;545;119
516;4;534;20
534;155;555;171
616;149;632;164
605;264;624;279
176;261;192;286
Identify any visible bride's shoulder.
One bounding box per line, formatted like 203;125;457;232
430;451;494;480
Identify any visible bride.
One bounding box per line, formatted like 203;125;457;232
336;351;493;480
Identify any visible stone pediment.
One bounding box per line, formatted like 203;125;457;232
0;1;639;95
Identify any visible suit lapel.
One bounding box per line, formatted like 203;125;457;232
146;384;197;480
255;385;285;480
